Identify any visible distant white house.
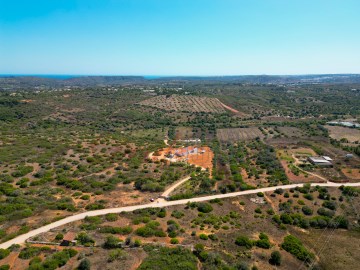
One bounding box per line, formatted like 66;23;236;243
179;138;201;143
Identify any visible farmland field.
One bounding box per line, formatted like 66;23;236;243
138;94;227;113
217;127;264;142
325;125;360;143
277;127;305;137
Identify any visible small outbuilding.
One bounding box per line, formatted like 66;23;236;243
61;232;77;246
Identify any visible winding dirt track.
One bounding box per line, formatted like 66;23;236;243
0;182;359;249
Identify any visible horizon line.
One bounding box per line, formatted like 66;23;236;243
1;73;360;78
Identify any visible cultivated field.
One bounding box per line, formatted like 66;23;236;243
325;125;360;143
217;127;264;142
138;94;227;113
277;127;305;137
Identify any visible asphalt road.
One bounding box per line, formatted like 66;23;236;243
0;182;359;249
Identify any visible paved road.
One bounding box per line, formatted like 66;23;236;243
1;182;359;249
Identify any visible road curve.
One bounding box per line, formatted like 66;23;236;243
1;182;359;249
160;176;191;199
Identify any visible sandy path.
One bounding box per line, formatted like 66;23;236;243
220;101;240;113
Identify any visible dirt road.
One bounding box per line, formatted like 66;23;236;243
0;182;359;249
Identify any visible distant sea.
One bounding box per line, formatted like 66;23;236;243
0;74;166;80
0;74;80;79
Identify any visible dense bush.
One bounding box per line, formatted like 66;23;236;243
269;251;282;266
0;249;10;260
235;236;253;249
302;206;313;216
103;235;123;249
105;213;118;221
76;232;95;246
18;246;50;259
99;226;133;235
135;221;166;238
197;203;213;213
281;235;314;263
78;258;91;270
138;246;197;270
28;249;77;270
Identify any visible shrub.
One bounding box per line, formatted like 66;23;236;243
138;246;197;270
135;221;165;238
197;203;213;213
103;236;122;249
108;249;127;262
171;210;185;219
0;265;10;270
76;232;95;246
256;239;270;249
302;206;313;216
55;233;64;241
99;226;133;235
322;200;336;210
134;239;142;247
255;233;271;249
105;213;118;222
235;236;253;249
157;208;166;218
80;195;90;200
281;235;314;263
19;247;49;259
35;249;77;270
0;249;10;260
317;207;335;217
199;234;208;240
170;238;179;244
303;194;313;201
208;234;218;241
269;251;281;265
255;208;262;214
78;258;91;270
29;256;42;265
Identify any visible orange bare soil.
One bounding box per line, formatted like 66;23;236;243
341;168;360;180
151;146;214;176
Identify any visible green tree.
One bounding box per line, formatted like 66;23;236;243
78;258;91;270
269;251;281;265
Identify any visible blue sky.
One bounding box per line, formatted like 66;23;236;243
0;0;359;75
